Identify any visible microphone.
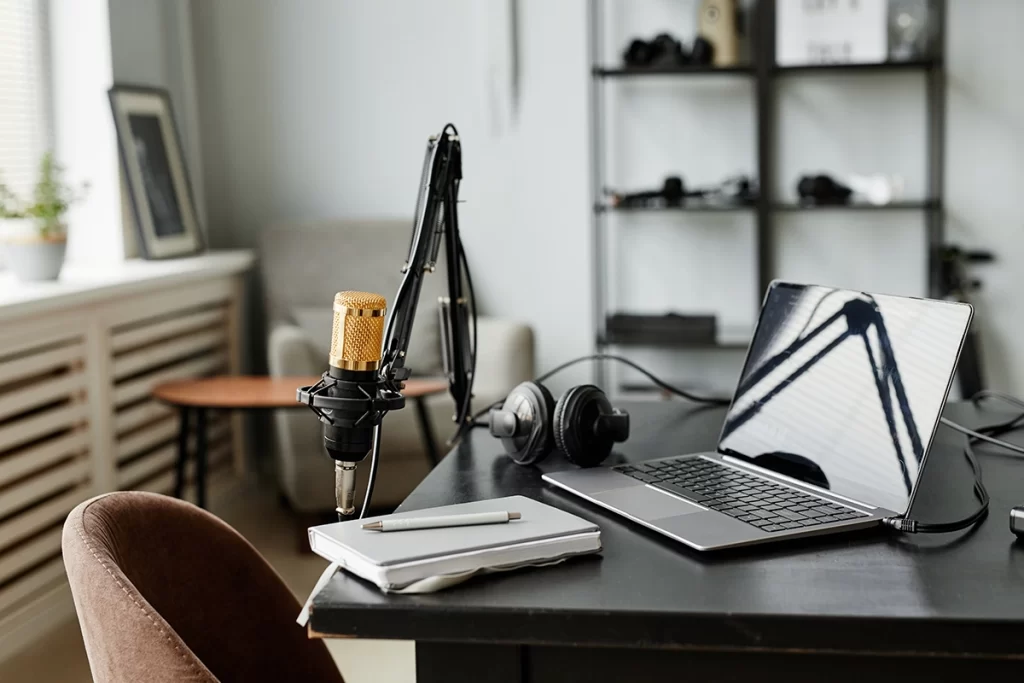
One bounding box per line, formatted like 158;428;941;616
323;291;387;516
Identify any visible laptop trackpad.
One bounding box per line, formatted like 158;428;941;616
593;485;703;522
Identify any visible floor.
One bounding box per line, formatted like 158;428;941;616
0;478;415;682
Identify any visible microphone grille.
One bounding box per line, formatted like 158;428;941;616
329;291;387;371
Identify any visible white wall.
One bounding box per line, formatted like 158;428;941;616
192;0;592;388
191;0;1024;395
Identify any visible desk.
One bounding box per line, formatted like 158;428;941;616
308;400;1024;682
153;376;447;508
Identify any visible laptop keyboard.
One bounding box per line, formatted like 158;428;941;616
614;457;868;533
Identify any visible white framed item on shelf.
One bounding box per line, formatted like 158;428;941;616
108;85;204;259
776;0;887;66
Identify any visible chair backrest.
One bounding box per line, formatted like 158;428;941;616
62;492;343;683
259;219;445;374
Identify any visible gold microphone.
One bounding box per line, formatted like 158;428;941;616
324;291;387;515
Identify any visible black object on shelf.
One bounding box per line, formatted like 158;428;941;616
605;313;717;348
589;0;948;388
597;200;754;213
594;65;754;77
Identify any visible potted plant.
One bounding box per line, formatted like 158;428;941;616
0;153;86;282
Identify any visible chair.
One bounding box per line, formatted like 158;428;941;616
62;491;343;683
260;220;534;512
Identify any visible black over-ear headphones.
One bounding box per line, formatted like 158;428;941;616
488;381;630;467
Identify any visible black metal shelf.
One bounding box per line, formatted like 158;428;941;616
594;65;754;78
598;335;749;350
596;202;755;214
589;0;947;388
773;200;940;212
773;59;938;75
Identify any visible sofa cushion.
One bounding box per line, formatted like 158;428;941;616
260;220;446;375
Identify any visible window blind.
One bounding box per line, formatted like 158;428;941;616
0;0;49;197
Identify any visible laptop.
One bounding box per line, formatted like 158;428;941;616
543;282;974;551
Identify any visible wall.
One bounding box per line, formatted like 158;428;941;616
107;0;205;245
192;0;592;387
191;0;1024;396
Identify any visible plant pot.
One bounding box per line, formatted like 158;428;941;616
1;238;68;282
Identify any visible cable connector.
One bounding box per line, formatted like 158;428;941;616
883;517;918;533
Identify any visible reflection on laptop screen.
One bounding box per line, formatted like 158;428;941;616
717;282;972;514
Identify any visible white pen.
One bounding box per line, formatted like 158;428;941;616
361;510;521;532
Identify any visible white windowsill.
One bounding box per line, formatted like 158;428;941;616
0;249;255;321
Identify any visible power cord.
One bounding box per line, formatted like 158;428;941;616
883;391;1024;534
470;353;731;425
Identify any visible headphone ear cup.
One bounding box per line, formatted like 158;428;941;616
553;385;617;467
492;381;556;466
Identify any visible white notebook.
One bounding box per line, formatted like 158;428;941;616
307;496;601;592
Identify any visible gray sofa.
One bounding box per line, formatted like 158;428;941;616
261;221;534;512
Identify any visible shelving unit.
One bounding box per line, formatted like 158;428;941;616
589;0;946;386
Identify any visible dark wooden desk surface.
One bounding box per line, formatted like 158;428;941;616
309;400;1024;662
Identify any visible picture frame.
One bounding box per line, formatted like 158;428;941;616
108;85;204;259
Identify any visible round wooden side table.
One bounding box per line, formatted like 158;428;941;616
152;376;448;508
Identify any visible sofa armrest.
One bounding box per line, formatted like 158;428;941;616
472;316;534;397
267;324;319;377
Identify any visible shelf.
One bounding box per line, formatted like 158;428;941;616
599;335;749;350
774;59;937;75
773;200;940;212
594;65;754;78
596;201;755;214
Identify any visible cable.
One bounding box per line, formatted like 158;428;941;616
358;424;382;520
471;353;731;424
939;416;1024;457
881;405;1024;533
883;437;989;534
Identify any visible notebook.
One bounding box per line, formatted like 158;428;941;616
307;495;601;592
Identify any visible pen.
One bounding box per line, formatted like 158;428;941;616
362;511;522;532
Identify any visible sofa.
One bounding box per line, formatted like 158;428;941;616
261;221;534;512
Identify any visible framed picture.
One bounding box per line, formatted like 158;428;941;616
109;85;203;259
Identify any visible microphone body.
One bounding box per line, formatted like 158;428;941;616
322;291;387;515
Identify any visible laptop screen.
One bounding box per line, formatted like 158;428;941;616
717;282;972;515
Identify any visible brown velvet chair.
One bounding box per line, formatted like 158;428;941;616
62;491;343;683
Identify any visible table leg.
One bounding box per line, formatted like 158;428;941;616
195;408;208;509
414;396;441;466
174;407;191;500
416;643;521;683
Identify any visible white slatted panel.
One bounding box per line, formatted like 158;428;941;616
111;307;225;353
0;484;88;551
0;342;83;386
113;399;172;435
0;429;88;488
0;371;85;422
0;556;65;617
110;301;235;498
112;328;226;380
112;353;227;407
0;330;91;623
0;527;62;586
116;414;230;489
0;458;89;520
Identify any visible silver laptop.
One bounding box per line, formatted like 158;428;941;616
543;282;974;551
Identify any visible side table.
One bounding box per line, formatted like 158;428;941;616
152;375;448;508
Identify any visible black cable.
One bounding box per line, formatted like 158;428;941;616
471;353;730;424
880;409;1024;533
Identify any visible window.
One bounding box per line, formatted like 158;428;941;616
0;0;50;197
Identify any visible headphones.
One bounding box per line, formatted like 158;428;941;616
623;33;715;69
612;174;756;209
797;174;853;205
488;381;630;467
